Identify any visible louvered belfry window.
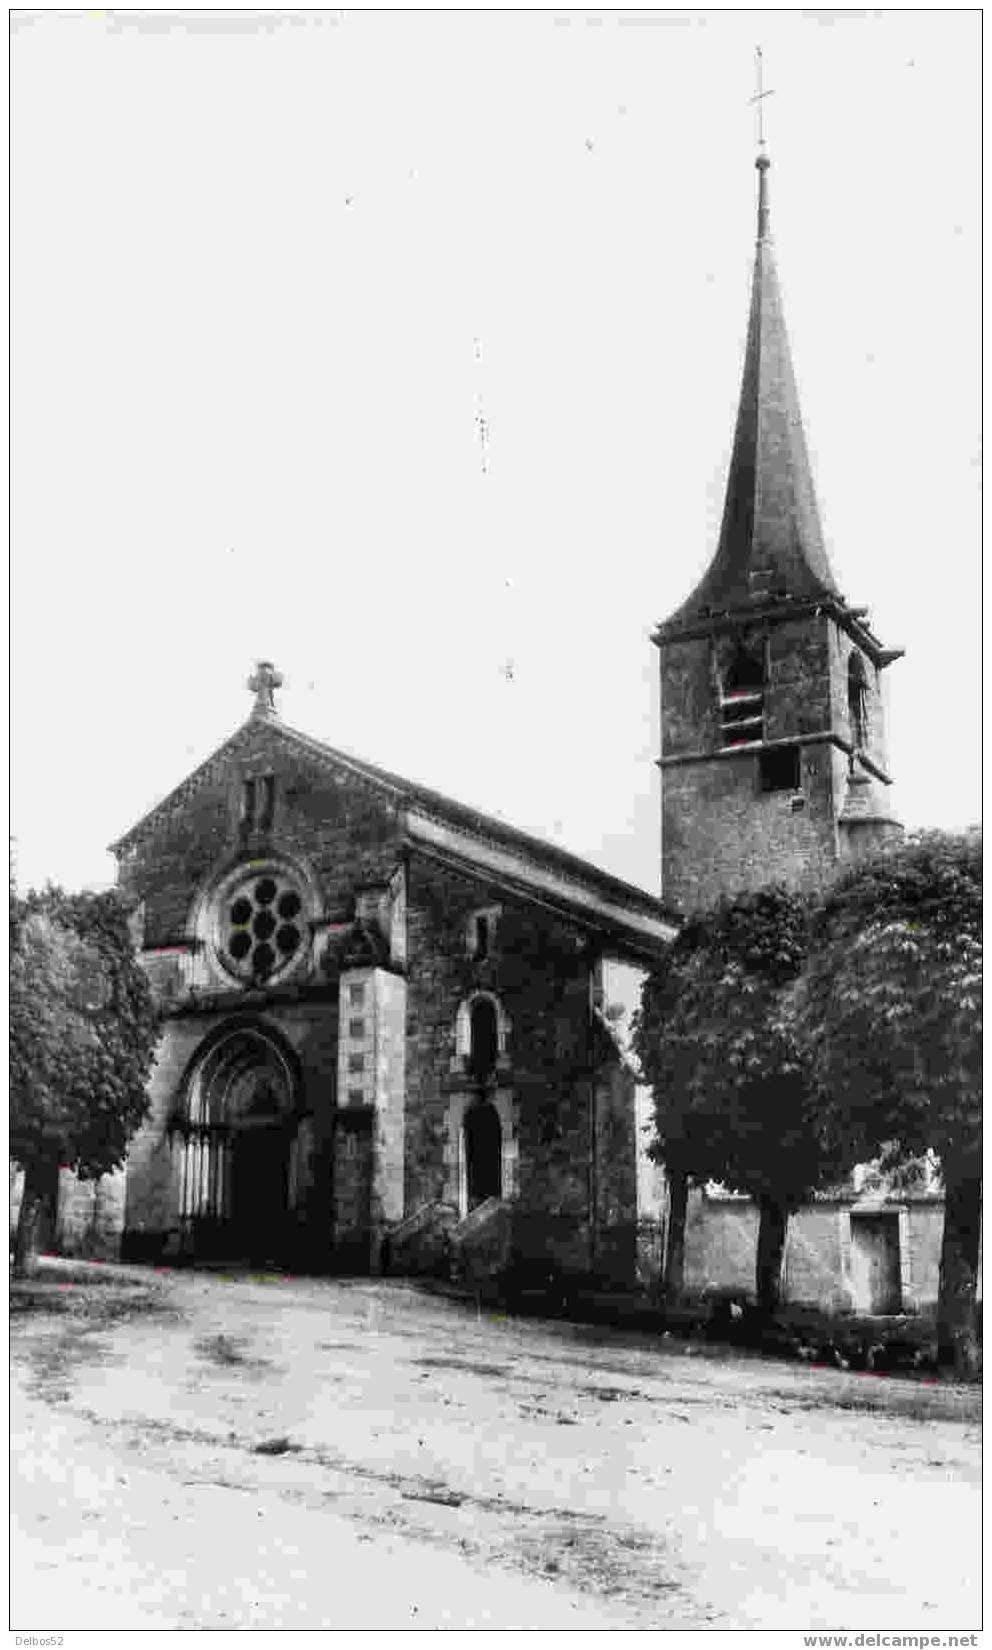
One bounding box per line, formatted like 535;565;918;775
719;639;765;748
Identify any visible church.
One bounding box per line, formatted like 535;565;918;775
48;146;945;1312
112;658;676;1278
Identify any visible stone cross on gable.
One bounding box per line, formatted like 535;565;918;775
247;659;284;718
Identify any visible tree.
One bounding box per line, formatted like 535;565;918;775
10;886;157;1274
633;888;825;1311
793;830;982;1375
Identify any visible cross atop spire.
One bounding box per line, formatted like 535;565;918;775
749;45;774;154
247;659;283;719
749;46;774;239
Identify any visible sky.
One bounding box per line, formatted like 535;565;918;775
10;8;981;901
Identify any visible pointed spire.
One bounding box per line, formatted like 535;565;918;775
659;151;841;637
756;148;771;241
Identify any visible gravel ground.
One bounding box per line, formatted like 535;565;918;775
10;1261;982;1631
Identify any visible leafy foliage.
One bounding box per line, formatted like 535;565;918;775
10;886;157;1179
633;887;827;1208
794;830;982;1178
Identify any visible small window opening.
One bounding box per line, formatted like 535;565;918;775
468;909;499;959
259;774;276;831
242;777;257;829
759;746;801;793
847;652;869;748
468;998;499;1083
720;641;765;747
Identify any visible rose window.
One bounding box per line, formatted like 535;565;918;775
218;867;306;982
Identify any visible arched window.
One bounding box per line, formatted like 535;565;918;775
720;639;765;747
454;992;510;1076
468;997;499;1083
848;651;869;748
464;1097;502;1208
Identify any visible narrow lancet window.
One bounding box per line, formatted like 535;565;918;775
848;652;869;748
242;777;257;830
259;774;276;832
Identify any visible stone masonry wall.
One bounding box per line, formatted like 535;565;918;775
662;745;839;912
403;852;638;1279
656;614;902;910
116;721;406;946
902;1203;944;1310
659;618;846;911
682;1190;945;1313
54;1169;128;1259
826;618;893;782
781;1207;849;1312
684;1194;758;1295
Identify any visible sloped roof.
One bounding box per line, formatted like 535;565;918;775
111;710;679;951
658;153;841;639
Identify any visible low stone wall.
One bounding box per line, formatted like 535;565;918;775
681;1190;948;1313
55;1169;127;1259
9;1166;126;1261
684;1196;757;1296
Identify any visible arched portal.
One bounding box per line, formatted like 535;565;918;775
176;1024;300;1263
464;1097;502;1209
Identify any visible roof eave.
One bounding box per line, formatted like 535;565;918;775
652;594;903;669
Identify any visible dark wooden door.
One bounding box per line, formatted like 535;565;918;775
850;1213;902;1315
232;1125;288;1265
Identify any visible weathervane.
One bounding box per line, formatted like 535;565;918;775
749;45;775;153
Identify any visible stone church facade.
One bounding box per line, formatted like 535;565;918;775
109;665;676;1281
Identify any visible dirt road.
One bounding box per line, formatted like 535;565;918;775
10;1263;981;1631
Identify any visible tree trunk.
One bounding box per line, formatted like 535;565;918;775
13;1158;60;1278
937;1169;982;1377
755;1196;789;1315
663;1169;688;1303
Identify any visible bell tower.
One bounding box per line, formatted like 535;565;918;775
654;150;903;913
